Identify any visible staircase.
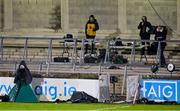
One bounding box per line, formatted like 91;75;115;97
167;44;180;66
0;38;180;98
1;41;180;72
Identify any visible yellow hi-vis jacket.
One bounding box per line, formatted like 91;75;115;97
85;20;99;37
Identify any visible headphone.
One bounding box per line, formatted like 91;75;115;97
142;16;147;22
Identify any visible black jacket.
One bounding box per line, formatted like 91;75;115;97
14;60;32;84
138;21;152;36
85;19;99;38
154;26;167;41
154;26;167;47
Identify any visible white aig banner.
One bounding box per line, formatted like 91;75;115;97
126;76;139;102
0;77;99;101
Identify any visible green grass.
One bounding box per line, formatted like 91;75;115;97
0;102;179;111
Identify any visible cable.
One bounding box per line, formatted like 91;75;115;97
147;0;176;33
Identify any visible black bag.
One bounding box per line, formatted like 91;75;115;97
70;91;98;103
110;76;118;83
150;42;158;55
110;54;128;64
0;95;9;102
54;57;69;62
98;49;106;61
115;39;123;46
84;55;98;63
64;34;73;42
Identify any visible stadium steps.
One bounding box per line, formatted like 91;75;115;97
167;45;180;66
2;44;179;66
0;62;179;95
0;40;180;96
1;45;179;73
1;47;180;69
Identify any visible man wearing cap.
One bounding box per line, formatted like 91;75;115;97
85;15;99;54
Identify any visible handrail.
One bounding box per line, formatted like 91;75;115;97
0;36;180;43
0;36;179;71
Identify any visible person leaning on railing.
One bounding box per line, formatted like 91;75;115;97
154;25;167;67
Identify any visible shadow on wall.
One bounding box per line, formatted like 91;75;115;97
0;0;3;31
49;5;62;32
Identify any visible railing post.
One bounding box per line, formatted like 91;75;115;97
121;65;127;95
38;62;42;75
23;38;28;61
72;39;77;65
98;63;102;75
156;41;161;66
14;62;17;74
0;38;4;61
75;39;78;64
130;41;135;65
72;38;77;71
46;62;50;76
104;40;110;63
47;39;53;63
46;38;52;77
80;38;85;64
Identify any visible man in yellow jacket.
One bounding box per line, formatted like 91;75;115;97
85;15;99;54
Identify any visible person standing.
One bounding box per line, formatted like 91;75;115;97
8;60;38;102
138;16;152;55
154;26;167;67
85;15;99;54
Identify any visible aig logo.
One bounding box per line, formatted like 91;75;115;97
141;80;178;102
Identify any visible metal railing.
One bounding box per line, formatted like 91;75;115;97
0;36;180;74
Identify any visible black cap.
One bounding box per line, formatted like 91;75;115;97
89;15;95;19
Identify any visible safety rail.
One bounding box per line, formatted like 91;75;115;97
0;36;180;75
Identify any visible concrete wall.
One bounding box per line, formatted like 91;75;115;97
3;0;13;31
0;0;3;30
126;0;177;33
0;0;179;38
177;0;180;34
12;0;61;29
68;0;118;30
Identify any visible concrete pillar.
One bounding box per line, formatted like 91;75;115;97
61;0;69;32
3;0;13;31
177;0;180;35
0;0;2;30
118;0;127;34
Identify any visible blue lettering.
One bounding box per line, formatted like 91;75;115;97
34;86;42;95
141;80;177;102
44;81;48;95
68;87;76;96
0;85;12;94
64;81;67;96
0;80;78;101
49;86;57;100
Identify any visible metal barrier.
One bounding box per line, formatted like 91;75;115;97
0;36;180;74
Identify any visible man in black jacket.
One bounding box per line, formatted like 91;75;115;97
154;26;167;67
138;16;152;55
8;60;38;102
85;15;99;54
14;60;32;84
